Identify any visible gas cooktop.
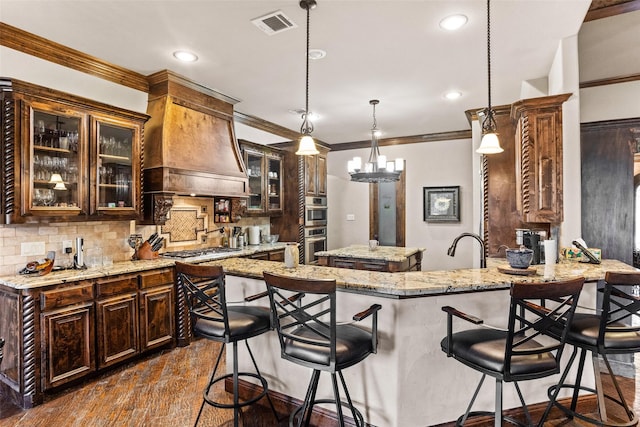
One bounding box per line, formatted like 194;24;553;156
161;247;242;259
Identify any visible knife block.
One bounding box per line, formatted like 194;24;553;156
135;241;159;260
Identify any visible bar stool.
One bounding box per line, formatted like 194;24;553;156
441;277;584;427
263;271;381;427
175;262;278;427
0;337;4;366
544;271;640;426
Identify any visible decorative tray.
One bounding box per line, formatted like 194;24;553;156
497;266;537;276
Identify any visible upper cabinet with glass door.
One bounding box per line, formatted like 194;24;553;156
0;79;148;224
92;116;141;217
239;140;283;216
29;103;84;217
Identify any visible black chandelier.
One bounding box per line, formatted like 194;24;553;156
348;100;403;183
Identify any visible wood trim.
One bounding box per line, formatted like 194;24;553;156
0;23;149;93
330;130;471;152
584;0;640;21
465;104;512;125
581;117;640;131
233;111;300;141
580;73;640;89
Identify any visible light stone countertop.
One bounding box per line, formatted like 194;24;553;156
314;244;425;261
1;253;635;298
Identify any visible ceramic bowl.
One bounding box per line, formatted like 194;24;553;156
505;247;534;269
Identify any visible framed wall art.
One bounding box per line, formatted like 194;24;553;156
423;186;460;222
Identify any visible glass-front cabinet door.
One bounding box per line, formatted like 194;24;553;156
266;154;282;212
92;117;140;216
26;103;84;217
245;149;264;213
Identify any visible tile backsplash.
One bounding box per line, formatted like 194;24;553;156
0;196;271;276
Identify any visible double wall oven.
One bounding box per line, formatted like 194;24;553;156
303;196;327;264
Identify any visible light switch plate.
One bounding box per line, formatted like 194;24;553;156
21;241;45;257
346;214;355;221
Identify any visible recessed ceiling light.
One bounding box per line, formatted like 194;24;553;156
308;49;326;60
289;109;320;121
439;14;468;31
444;90;463;100
173;50;199;62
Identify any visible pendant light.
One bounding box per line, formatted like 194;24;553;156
348;100;403;183
295;0;320;156
476;0;503;154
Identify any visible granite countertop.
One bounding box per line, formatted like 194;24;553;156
2;250;636;297
0;243;287;290
200;257;636;298
314;244;425;261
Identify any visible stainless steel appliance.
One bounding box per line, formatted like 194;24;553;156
304;226;327;265
522;230;546;265
305;196;327;226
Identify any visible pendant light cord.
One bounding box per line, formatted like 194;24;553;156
301;2;313;135
486;0;492;112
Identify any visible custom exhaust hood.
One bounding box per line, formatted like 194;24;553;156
142;70;249;224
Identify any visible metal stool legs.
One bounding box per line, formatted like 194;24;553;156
195;340;278;427
546;346;638;427
290;369;364;427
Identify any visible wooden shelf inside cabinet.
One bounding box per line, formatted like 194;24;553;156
99;153;132;165
34;146;74;155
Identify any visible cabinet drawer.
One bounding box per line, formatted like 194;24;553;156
41;283;94;311
139;268;174;289
96;276;138;298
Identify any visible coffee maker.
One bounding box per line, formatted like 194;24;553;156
517;229;546;265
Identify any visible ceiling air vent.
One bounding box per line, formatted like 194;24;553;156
251;11;297;35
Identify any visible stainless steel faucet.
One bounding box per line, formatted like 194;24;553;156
447;232;487;268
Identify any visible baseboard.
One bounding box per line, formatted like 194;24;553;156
225;377;368;426
226;377;598;426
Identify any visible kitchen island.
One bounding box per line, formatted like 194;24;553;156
315;244;424;272
199;257;636;426
0;254;635;425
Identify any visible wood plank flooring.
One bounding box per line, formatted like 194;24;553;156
0;338;637;426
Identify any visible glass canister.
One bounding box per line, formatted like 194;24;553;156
284;243;299;268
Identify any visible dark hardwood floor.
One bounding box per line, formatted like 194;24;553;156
0;338;637;426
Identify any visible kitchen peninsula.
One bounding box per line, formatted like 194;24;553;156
203;257;635;426
315;244;424;272
0;254;635;425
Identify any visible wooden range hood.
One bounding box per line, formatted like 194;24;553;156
142;70;248;224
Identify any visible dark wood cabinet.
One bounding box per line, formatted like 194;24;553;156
0;267;177;407
0;78;147;224
246;248;285;261
239;140;283;215
304;152;327;197
138;268;175;352
511;93;570;224
317;252;422;272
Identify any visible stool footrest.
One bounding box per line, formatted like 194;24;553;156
455;410;527;427
204;372;268;410
547;384;638;427
289;398;364;427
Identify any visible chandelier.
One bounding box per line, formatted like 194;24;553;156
348;100;403;183
476;0;503;154
295;0;320;156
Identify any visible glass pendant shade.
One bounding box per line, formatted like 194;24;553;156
296;134;319;156
477;132;503;154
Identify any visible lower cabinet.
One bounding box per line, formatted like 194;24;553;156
247;249;285;261
41;302;96;390
40;268;175;392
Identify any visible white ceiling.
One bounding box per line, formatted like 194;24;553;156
0;0;594;144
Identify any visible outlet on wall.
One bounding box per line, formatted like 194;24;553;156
21;241;45;257
62;240;73;254
346;214;355;221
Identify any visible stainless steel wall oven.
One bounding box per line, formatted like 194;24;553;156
305;196;327;226
304;226;327;265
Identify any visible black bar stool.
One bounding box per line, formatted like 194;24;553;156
544;271;640;426
175;262;278;427
0;337;4;366
263;271;381;427
441;276;584;427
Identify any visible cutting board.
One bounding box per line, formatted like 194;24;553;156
497;266;537;276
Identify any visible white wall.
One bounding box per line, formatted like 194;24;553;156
0;47;148;113
548;36;582;248
580;81;640;123
327;138;476;271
